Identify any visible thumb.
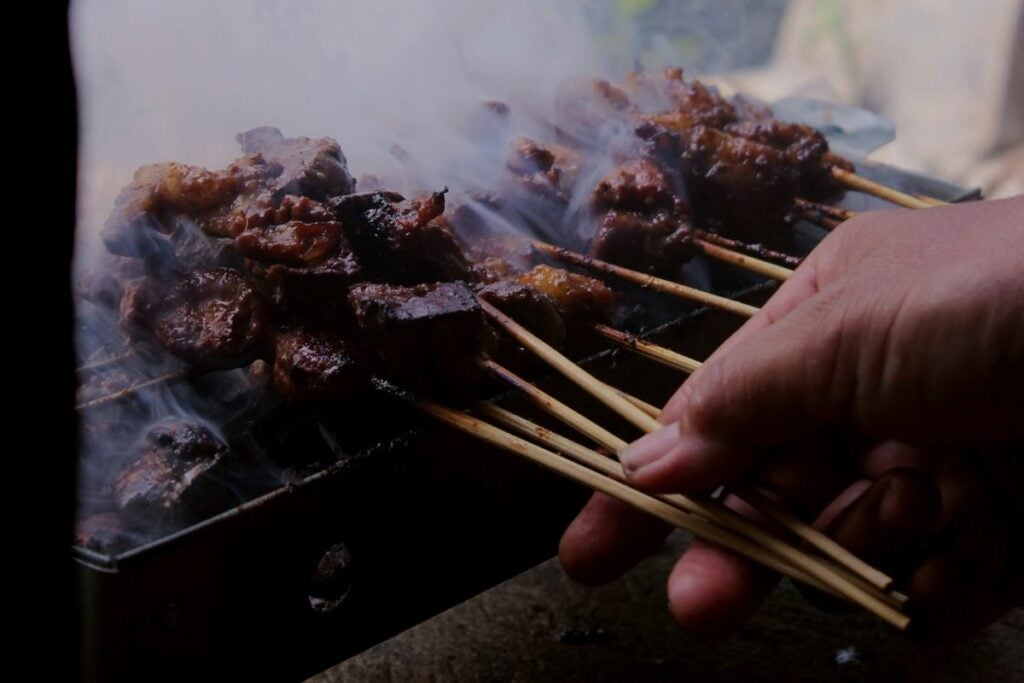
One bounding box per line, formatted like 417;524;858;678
621;288;853;493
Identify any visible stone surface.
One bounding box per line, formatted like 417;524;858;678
312;532;1024;682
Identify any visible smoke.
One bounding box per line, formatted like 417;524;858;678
71;0;642;266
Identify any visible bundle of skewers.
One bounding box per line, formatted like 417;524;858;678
77;68;955;628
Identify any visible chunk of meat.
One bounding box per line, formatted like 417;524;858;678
120;268;270;369
516;265;614;328
348;281;493;391
592;159;684;213
725;119;854;199
272;328;370;401
591;210;696;276
112;419;235;527
478;280;567;349
236;127;356;200
678;126;799;244
234;220;342;265
342;191;475;284
507;137;582;203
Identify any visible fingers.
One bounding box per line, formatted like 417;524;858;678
625;287;856;494
824;469;941;570
666;539;779;638
558;492;672;586
908;509;1011;642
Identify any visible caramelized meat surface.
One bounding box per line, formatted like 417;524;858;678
478;280;567;349
113;419;234;526
342;191;475;284
236;126;356;200
725;120;854;199
592;159;684;213
517;265;614;328
507;137;583;203
591;210;696;275
349;281;492;390
272;328;370;401
678;126;799;244
120;268;270;369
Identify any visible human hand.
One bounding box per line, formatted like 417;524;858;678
559;196;1024;641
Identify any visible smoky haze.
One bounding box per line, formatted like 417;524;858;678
71;0;641;267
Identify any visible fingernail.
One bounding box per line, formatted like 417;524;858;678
619;422;681;473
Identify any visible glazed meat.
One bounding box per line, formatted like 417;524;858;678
260;248;363;324
678;126;799;244
113;419;235;527
349;281;493;391
272;328;370;401
234;219;342;265
725;119;855;200
120;268;270;369
507;137;583;203
516;265;614;329
592;158;685;213
341;191;476;284
591;210;696;276
478;280;567;349
74;513;134;554
625;67;738;129
102;129;355;272
236;126;356;201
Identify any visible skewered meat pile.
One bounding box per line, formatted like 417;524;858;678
493;67;855;270
78;67;855;548
99;128;615;401
80;127;620;546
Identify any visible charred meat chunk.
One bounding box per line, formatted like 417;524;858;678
234;220;342;265
272;328;370;401
101;156;275;269
236;127;356;200
506;137;583;203
592;159;685;213
678;126;799;244
624;67;737;129
517;265;614;329
591;210;696;276
342;191;475;284
725;119;854;199
113;419;235;527
349;281;492;391
120;268;270;369
478;280;567;349
74;513;135;554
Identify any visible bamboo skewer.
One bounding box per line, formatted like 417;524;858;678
831;168;943;210
417;399;909;629
77;351;134;374
609;387;661;418
479;299;662;432
530;241;759;318
480;358;626;451
477;402;905;610
596;356;897;592
693;230;803;269
593;324;702;373
738;487;895;592
794;198;857;222
481;357;897;596
75;369;189;410
696;239;794;281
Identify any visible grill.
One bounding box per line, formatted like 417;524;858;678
73;152;976;680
